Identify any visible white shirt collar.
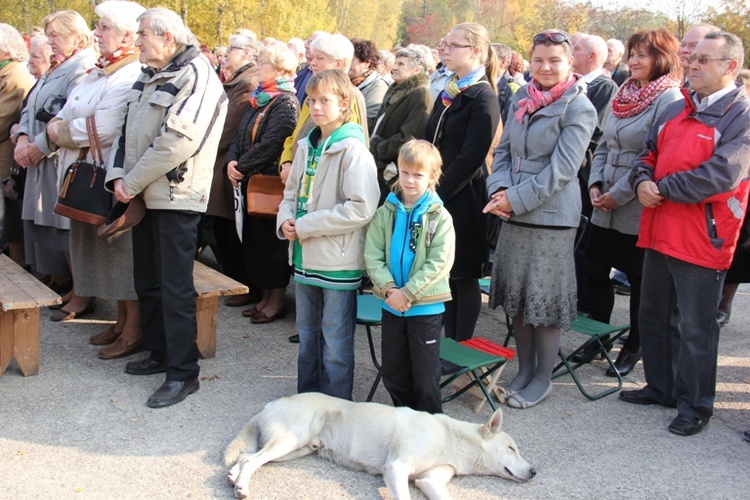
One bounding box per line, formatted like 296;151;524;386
692;83;736;111
582;69;602;84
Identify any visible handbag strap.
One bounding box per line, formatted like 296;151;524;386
86;115;104;166
250;97;280;145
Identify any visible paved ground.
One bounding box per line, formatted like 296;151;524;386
1;253;749;499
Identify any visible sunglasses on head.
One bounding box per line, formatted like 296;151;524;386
533;32;569;45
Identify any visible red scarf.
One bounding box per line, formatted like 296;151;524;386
611;74;681;119
95;46;136;70
47;48;80;74
515;74;577;123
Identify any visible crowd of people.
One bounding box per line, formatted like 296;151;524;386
1;3;749;439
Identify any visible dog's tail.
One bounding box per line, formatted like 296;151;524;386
224;417;259;467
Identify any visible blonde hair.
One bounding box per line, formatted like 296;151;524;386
394;139;443;194
43;10;93;50
262;44;299;76
452;22;498;93
306;69;354;122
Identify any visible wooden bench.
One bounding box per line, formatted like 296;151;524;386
0;254;61;377
194;260;248;359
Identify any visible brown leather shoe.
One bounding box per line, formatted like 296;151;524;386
99;336;143;359
224;294;254;307
50;300;95;322
241;306;259;318
90;325;122;345
250;308;287;324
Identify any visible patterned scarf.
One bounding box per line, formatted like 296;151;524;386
611;74;682;119
350;69;372;87
95;46;137;70
515;74;577;123
249;77;295;108
441;66;485;107
47;48;80;74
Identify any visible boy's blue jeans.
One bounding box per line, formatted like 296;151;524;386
295;282;357;400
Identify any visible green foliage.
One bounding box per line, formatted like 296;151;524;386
705;0;750;68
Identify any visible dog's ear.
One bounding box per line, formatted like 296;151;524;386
482;408;504;437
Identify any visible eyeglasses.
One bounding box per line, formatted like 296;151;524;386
687;54;731;65
443;43;473;53
533;32;570;45
95;23;112;32
228;46;244;52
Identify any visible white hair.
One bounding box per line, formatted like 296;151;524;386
310;34;354;72
406;44;436;74
234;28;257;40
607;38;625;57
288;37;305;57
95;1;146;35
580;35;608;67
0;23;28;61
137;7;195;47
227;35;262;64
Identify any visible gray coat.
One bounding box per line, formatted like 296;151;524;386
17;48;96;229
488;78;597;228
589;88;682;235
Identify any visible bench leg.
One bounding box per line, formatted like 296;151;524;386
196;296;218;359
0;311;13;376
0;308;40;377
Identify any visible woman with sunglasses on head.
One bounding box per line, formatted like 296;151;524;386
485;30;597;409
424;22;500;342
582;29;683;377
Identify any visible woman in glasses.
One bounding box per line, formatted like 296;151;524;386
485;30;597;408
584;29;682;377
424;22;500;342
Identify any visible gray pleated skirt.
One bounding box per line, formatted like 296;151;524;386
489;223;577;330
69;220;137;301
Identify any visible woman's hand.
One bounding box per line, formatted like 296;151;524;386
47;120;61;145
226;161;242;187
636;180;663;208
26;143;44;167
591;187;620;212
279;162;292;184
14;135;29;168
385;288;411;313
281;219;297;241
482;190;512;219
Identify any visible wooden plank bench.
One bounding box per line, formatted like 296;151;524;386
194;260;248;359
0;254;61;377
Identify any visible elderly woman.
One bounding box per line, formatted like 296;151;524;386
225;44;300;324
205;35;261;308
44;1;146;357
485;30;597;409
425;22;500;342
584;29;683;376
370;47;433;202
27;36;53;80
14;11;96;296
349;38;389;131
0;25;35;261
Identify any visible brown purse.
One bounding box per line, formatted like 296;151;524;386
54;116;112;225
245;98;284;218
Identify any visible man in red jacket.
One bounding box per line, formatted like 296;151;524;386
624;31;750;436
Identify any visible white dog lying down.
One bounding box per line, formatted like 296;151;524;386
224;392;535;499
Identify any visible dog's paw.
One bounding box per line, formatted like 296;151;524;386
234;484;250;499
227;462;240;486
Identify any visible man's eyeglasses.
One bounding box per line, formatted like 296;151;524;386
228;46;244;52
533;32;569;45
687;54;731;65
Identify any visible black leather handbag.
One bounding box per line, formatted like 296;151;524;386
54;116;112;225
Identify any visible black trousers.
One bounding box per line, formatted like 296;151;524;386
381;311;443;414
133;209;201;381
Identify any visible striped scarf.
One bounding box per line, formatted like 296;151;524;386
47;49;80;74
514;74;577;123
95;46;136;70
440;66;485;107
249;78;296;108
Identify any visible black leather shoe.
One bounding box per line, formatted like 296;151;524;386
288;334;300;344
619;389;662;405
125;357;167;376
668;414;708;436
606;349;642;377
146;379;199;408
743;430;750;442
571;339;611;364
